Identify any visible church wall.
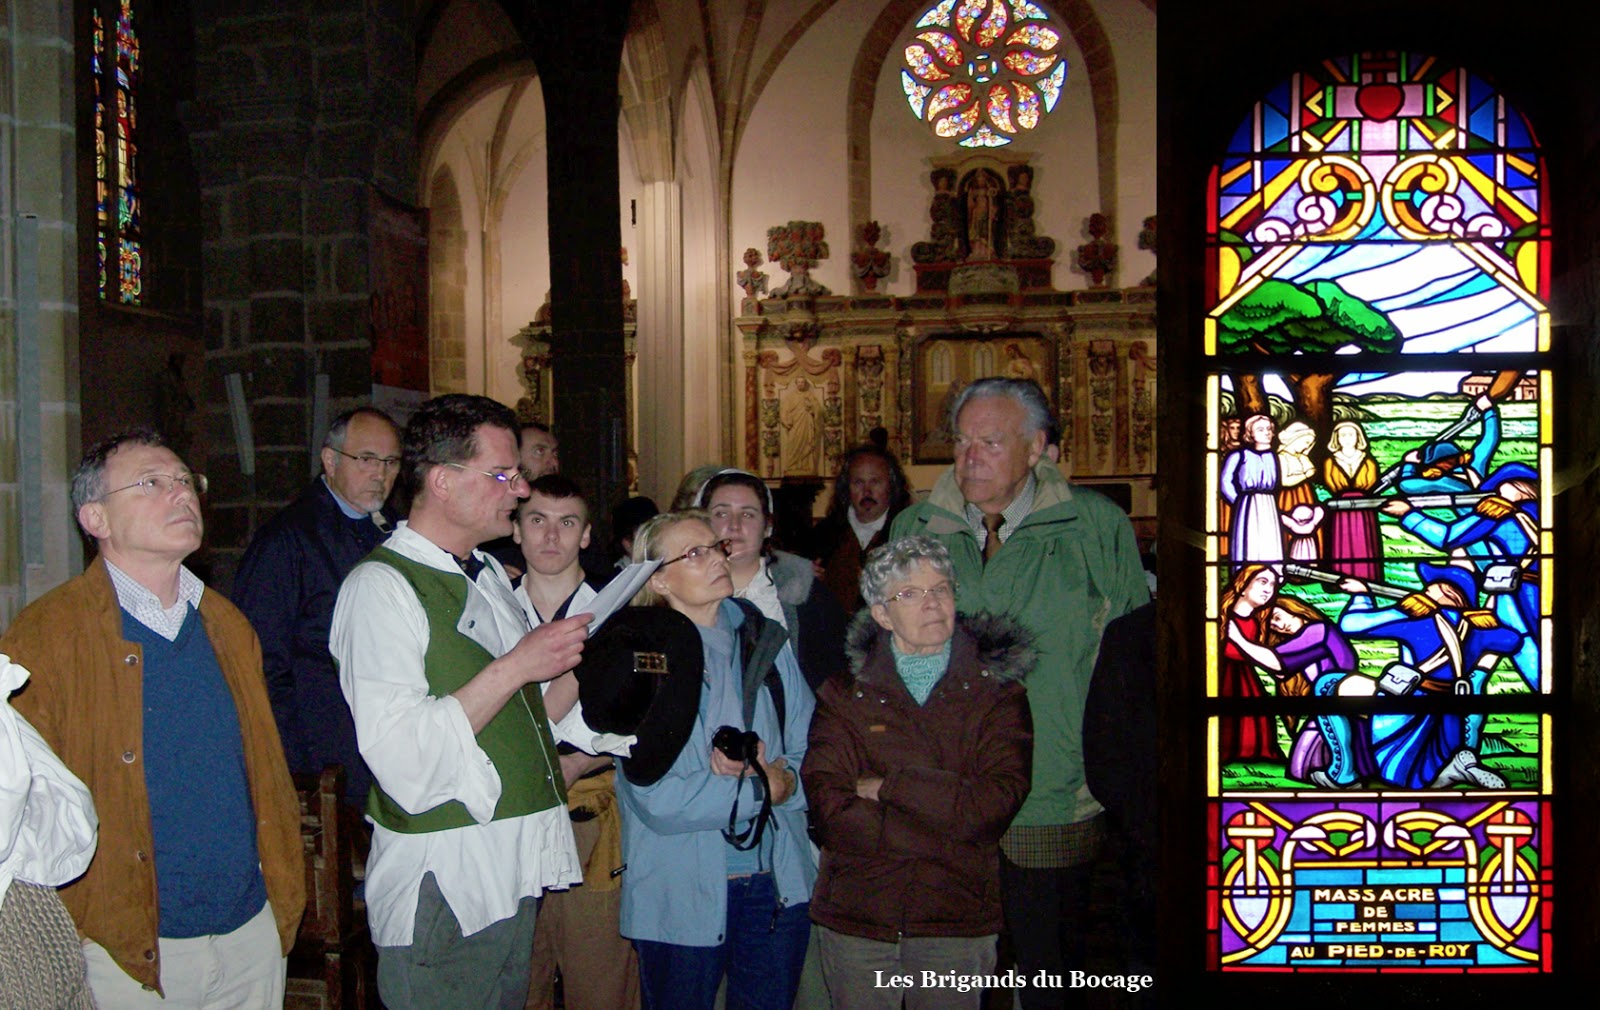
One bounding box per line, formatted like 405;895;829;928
191;0;419;586
729;0;872;301
1;0;84;623
415;0;518;115
492;84;551;404
1099;0;1155;284
72;0;206;578
428;84;500;399
618;120;643;317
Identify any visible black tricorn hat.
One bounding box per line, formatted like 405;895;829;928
576;607;704;787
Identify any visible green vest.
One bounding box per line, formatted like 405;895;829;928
362;546;566;834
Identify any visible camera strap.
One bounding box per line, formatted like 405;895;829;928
723;759;774;851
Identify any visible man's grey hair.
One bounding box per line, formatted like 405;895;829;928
860;535;957;607
948;377;1052;437
323;406;399;451
71;427;168;530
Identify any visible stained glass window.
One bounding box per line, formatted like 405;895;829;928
92;0;142;305
1202;53;1552;973
898;0;1068;148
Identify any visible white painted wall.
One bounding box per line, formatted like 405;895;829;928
493;83;551;407
730;0;885;303
1101;0;1157;285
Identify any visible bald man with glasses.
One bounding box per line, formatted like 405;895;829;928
233;406;402;808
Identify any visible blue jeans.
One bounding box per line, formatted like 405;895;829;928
635;873;810;1010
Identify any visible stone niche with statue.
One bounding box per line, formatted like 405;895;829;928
737;158;1158;535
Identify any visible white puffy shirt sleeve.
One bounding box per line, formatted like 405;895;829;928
546;698;634;757
1;657;98;899
331;561;503;824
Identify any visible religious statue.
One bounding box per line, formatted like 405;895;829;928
965;171;1002;261
780;375;823;475
911;169;962;264
1004;165;1056;259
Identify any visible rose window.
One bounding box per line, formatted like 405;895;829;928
899;0;1068;148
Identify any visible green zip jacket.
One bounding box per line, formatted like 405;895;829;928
890;462;1148;828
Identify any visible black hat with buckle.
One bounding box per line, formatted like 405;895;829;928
576;606;704;786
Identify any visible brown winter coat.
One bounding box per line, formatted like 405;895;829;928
805;611;1033;941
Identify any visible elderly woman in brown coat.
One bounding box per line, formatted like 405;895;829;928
804;536;1033;1009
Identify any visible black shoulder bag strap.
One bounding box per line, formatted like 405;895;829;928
722;599;788;850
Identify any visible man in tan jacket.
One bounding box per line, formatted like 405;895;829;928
0;428;304;1008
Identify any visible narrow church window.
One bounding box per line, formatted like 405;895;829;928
92;0;142;305
899;0;1067;148
1203;52;1552;973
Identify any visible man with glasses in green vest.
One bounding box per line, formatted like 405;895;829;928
331;394;625;1010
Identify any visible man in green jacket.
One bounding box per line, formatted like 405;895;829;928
891;378;1148;1009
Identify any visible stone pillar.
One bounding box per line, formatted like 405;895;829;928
1;0;82;621
189;0;415;585
524;3;630;536
634;179;683;504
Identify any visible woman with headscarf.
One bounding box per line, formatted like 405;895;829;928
1322;420;1383;581
696;469;847;693
1275;421;1321;561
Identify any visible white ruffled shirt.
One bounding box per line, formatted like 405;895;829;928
1;656;98;909
331;522;619;945
847;508;888;549
733;558;788;629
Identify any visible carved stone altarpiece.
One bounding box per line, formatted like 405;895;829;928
738;158;1155;517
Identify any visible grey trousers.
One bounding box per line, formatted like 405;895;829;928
377;872;539;1010
816;925;997;1010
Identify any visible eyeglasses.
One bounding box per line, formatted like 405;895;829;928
886;583;955;605
332;448;401;471
100;473;209;500
658;540;732;568
443;462;529;488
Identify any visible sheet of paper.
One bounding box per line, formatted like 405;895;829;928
571;559;662;634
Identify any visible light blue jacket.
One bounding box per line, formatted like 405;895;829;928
615;599;818;945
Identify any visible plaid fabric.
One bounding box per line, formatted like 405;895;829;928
964;474;1037;549
106;560;203;642
999;815;1106;869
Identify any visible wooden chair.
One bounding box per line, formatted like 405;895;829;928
285;766;375;1010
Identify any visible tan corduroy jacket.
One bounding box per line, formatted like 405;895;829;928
1;557;305;993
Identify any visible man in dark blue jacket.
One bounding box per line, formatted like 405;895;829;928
232;406;400;806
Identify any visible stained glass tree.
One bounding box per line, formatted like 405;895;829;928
1202;52;1553;973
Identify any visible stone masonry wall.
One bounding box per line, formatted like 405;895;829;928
191;0;416;587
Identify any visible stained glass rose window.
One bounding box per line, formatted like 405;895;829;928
899;0;1068;148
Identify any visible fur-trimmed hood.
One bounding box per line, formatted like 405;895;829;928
767;549;817;607
844;608;1036;684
